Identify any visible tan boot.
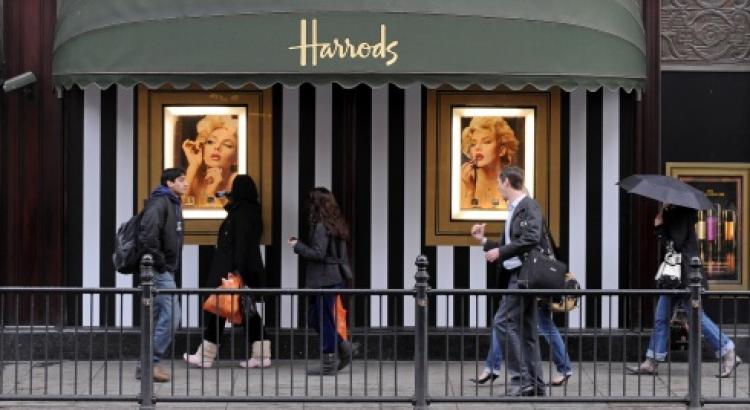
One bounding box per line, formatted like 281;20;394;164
240;340;272;368
183;340;218;368
152;364;170;383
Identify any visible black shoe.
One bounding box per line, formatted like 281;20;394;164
337;340;360;371
548;373;572;386
505;385;545;397
469;372;499;385
307;353;339;376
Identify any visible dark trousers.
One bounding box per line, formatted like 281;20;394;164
307;284;344;354
203;310;265;347
493;270;545;390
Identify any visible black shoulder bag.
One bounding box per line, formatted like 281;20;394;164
517;220;567;289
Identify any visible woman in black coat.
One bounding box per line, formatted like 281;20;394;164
183;175;270;368
289;187;355;375
627;204;739;377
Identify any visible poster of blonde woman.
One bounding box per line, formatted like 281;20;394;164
451;108;535;221
163;107;248;219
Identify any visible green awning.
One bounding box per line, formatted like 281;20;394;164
53;0;645;91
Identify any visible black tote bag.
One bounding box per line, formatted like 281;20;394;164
517;221;567;289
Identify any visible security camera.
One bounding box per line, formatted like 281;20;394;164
2;71;37;93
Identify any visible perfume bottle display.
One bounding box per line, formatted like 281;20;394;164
697;203;739;277
724;207;737;272
696;210;707;262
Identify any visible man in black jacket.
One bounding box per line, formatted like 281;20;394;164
137;168;187;382
471;166;545;396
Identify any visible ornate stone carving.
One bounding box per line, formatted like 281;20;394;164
661;0;750;68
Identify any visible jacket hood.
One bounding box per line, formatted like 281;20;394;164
151;185;181;204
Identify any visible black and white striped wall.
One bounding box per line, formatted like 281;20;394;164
69;85;637;330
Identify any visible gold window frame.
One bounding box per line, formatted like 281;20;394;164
137;86;273;245
425;87;561;246
667;162;750;290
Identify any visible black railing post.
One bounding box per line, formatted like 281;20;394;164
139;254;155;410
688;256;703;409
414;255;430;409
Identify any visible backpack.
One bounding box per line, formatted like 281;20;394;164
112;212;143;274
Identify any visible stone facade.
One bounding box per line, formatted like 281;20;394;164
661;0;750;69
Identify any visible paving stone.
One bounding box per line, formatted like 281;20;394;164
2;360;750;407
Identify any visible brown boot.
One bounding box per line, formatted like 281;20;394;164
626;358;658;375
152;364;170;382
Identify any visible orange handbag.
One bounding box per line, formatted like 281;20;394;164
203;273;244;324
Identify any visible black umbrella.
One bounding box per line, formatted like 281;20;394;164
618;174;713;210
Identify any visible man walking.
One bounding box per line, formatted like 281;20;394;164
471;166;546;396
137;168;188;382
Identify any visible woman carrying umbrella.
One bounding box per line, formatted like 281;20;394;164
620;175;740;377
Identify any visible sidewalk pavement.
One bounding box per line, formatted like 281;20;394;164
2;359;750;409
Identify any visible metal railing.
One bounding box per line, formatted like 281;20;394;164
1;254;749;408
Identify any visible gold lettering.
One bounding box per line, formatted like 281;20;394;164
372;40;385;58
357;43;372;58
330;39;344;58
374;24;387;59
344;38;357;58
289;19;399;66
320;42;335;59
383;25;399;66
311;19;318;66
289;19;308;66
386;41;399;66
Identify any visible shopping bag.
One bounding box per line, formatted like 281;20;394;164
203;273;244;324
335;295;348;341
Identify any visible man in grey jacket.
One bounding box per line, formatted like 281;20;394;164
136;168;187;382
471;166;546;396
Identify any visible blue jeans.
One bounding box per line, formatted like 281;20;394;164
485;304;573;376
646;295;734;361
307;284;344;354
153;272;181;363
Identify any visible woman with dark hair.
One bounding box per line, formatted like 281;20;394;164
183;175;270;368
627;203;739;377
289;187;355;375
